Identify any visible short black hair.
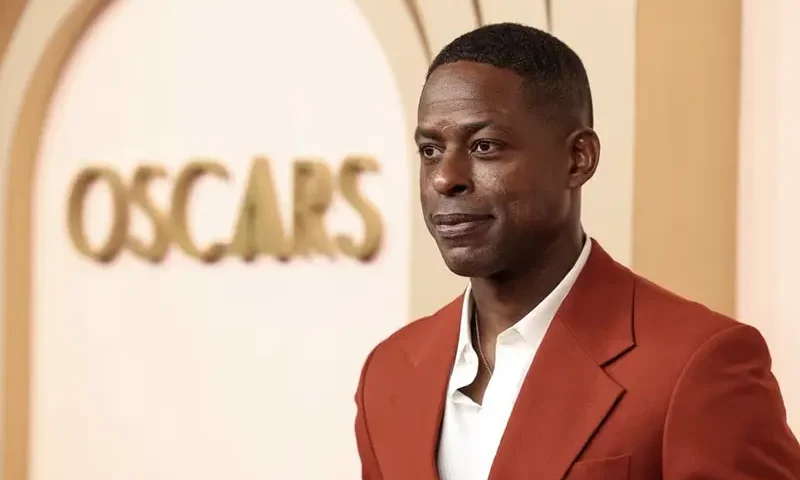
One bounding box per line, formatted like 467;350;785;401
426;22;593;128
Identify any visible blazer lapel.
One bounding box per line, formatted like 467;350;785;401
489;240;636;480
394;297;462;480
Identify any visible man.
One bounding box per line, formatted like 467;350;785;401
354;23;800;480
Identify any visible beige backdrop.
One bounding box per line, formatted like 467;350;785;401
0;0;740;479
738;0;800;437
633;0;740;318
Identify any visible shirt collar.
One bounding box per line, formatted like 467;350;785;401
455;236;593;356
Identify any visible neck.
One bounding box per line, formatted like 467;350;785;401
470;227;585;337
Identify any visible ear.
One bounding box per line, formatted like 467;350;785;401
566;128;600;189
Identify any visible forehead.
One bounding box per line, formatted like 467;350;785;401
417;61;531;129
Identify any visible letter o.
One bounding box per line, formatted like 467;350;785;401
66;167;129;263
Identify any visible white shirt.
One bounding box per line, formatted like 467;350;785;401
437;238;592;480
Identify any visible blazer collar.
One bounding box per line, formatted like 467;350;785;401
488;238;635;479
555;237;636;365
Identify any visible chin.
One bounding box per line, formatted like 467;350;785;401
439;246;497;278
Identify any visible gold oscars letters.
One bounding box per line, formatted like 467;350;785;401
66;156;383;264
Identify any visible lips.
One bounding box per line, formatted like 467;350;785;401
431;213;494;239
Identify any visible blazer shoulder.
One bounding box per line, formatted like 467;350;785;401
362;296;462;372
632;273;746;348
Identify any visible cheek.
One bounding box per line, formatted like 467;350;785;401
476;162;563;223
474;160;521;197
504;197;549;228
486;152;569;228
499;181;562;227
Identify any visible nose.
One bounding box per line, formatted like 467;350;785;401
431;150;472;197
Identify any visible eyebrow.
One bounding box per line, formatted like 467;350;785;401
414;120;497;143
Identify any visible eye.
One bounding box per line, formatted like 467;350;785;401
418;144;442;162
471;140;501;156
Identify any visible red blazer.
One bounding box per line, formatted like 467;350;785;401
354;240;800;479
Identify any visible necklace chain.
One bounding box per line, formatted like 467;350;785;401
473;307;494;375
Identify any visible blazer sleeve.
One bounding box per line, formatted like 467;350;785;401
662;323;800;479
355;347;384;480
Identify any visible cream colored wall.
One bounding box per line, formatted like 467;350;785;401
738;0;800;436
632;0;740;317
35;2;417;478
0;1;80;474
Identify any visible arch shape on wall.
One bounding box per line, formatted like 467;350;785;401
4;3;114;478
1;0;496;478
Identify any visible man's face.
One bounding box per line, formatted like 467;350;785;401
416;61;578;278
